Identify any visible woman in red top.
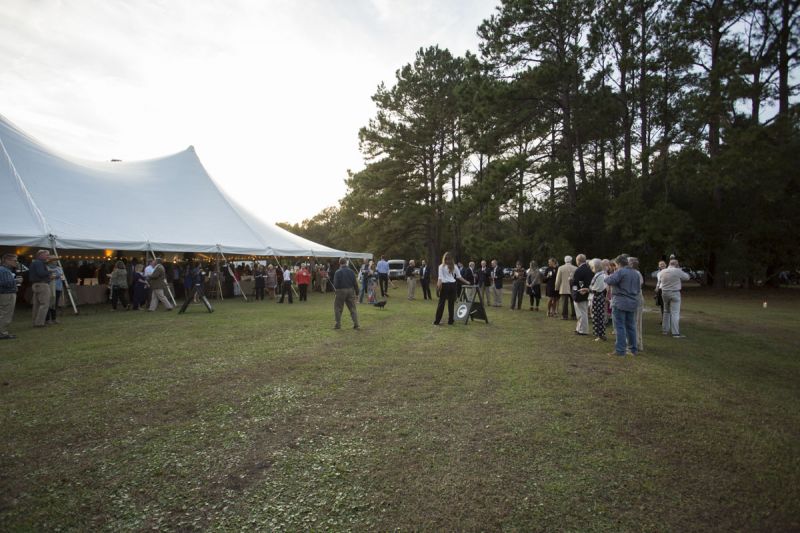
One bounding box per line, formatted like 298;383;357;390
296;265;311;301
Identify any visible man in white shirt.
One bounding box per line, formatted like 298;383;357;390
657;259;690;337
376;256;390;297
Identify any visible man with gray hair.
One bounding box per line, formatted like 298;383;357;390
657;259;690;337
28;250;53;327
555;255;577;320
571;254;593;335
332;257;360;330
604;254;641;356
148;258;174;311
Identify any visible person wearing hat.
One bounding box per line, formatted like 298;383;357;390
46;255;64;324
0;253;22;339
29;250;53;327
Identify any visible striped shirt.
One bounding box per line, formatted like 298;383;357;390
0;266;17;294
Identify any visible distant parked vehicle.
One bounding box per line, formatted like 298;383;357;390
388;259;407;280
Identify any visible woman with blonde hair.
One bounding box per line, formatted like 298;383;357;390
434;251;469;326
589;258;607;341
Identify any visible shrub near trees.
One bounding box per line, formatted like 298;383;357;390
278;0;799;287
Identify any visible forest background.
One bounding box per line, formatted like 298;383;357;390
278;0;800;287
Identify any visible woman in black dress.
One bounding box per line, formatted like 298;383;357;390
544;257;558;317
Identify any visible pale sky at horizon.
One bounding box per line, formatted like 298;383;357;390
1;0;497;224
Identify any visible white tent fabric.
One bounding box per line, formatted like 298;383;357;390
0;114;371;259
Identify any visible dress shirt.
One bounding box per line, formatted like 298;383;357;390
376;260;390;274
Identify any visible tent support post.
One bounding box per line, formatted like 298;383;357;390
147;244;177;306
217;246;247;301
48;236;78;315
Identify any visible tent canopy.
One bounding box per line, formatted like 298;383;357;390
0;114;371;260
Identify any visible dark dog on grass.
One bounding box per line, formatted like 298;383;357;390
373;300;387;309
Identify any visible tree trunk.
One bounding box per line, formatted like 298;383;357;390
639;0;650;180
562;92;578;208
778;0;794;118
708;2;724;289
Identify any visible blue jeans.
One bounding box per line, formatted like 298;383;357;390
612;307;637;355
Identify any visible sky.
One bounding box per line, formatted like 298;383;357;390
0;0;498;224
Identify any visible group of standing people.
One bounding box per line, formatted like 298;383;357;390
420;251;691;356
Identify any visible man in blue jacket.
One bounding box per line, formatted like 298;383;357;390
604;254;641;356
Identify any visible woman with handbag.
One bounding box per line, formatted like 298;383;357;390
589;258;607;341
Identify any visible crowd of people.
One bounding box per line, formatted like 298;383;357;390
0;249;692;353
409;251;692;357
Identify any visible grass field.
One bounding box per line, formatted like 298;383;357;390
1;286;798;531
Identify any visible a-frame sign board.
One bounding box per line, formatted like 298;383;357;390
178;284;214;314
456;284;489;325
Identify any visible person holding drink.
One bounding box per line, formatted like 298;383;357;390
0;253;23;339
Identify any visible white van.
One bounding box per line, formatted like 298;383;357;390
387;259;407;280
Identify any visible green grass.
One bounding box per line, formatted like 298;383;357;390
1;287;798;531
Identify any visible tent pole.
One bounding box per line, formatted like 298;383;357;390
48;236;78;315
217;245;247;301
147;244;176;306
213;253;223;300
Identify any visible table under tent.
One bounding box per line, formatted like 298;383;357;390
0;114;371;312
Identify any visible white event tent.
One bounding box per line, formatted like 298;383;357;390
0;114;371;260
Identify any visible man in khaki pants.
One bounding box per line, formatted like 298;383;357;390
28;250;53;327
0;253;21;339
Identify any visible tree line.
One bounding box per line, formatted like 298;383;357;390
278;0;799;287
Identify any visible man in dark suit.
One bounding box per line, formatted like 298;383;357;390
491;259;503;307
419;260;432;300
478;260;491;305
572;254;594;335
461;261;478;301
462;261;476;285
